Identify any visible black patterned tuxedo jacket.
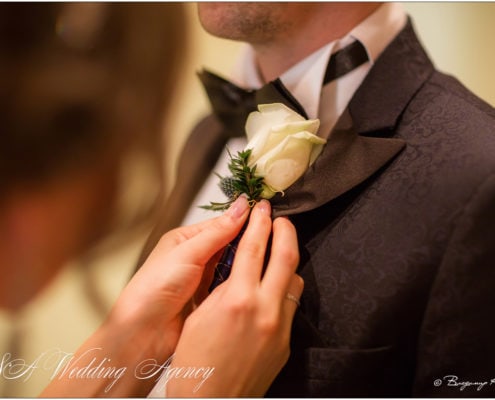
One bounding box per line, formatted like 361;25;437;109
138;20;495;396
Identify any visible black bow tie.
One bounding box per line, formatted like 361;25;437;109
199;40;369;137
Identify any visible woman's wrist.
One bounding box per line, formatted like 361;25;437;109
101;317;176;393
104;307;179;368
40;315;175;397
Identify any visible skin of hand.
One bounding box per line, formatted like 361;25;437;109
166;200;304;397
41;195;251;397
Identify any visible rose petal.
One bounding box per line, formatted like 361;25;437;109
258;103;305;123
247;120;322;163
271;119;320;136
243;103;326;194
309;141;325;166
246;103;305;138
255;133;320;191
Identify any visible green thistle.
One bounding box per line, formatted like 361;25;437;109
201;149;265;211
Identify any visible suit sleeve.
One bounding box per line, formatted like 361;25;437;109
413;173;495;397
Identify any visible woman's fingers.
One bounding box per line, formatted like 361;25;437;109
163;206;303;397
153;195;250;264
229;200;273;286
282;273;304;317
259;216;302;321
194;249;223;305
261;216;300;299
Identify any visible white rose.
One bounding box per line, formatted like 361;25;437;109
244;103;327;199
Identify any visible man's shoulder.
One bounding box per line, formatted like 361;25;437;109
397;71;495;185
416;70;495;129
402;70;495;154
429;71;495;119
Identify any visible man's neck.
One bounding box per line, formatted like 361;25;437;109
252;3;382;82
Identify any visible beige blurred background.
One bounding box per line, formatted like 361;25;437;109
1;3;495;397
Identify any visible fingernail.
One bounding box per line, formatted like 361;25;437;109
258;199;271;215
226;195;249;218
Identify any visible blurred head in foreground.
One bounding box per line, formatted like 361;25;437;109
0;3;186;310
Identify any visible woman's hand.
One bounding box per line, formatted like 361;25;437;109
166;200;303;397
108;195;252;358
41;196;251;398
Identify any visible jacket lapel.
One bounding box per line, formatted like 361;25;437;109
271;19;435;217
349;19;435;133
271;111;406;216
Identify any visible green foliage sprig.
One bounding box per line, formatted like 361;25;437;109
201;149;265;211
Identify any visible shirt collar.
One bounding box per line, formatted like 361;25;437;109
230;3;407;120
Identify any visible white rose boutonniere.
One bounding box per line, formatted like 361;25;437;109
245;103;326;199
202;103;327;211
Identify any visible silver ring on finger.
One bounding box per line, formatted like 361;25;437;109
285;292;300;307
